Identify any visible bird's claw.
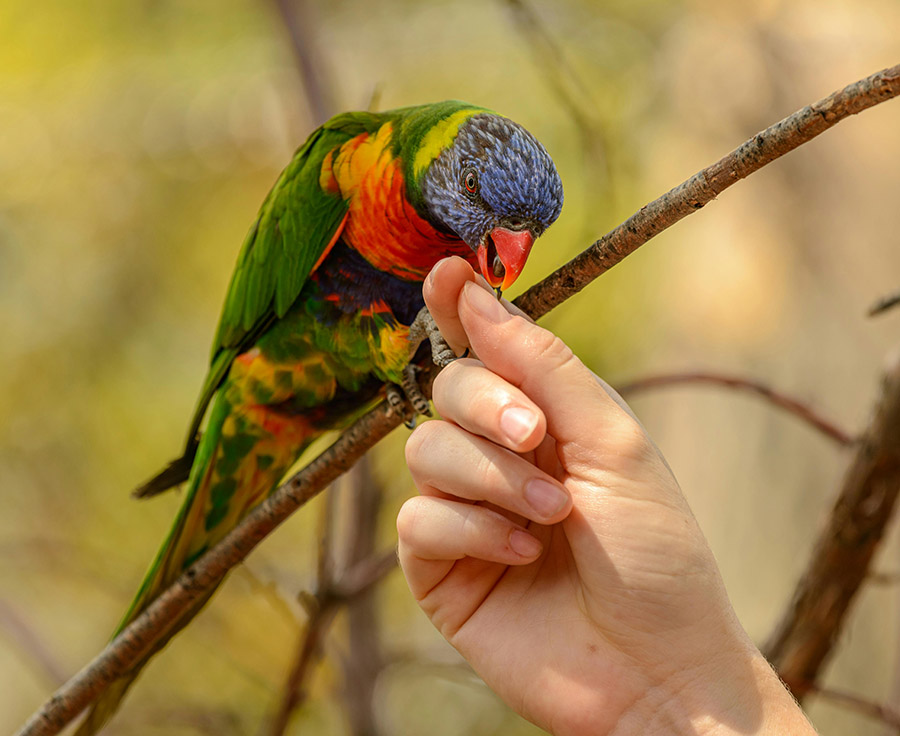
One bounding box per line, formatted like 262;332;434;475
387;365;432;429
409;306;458;368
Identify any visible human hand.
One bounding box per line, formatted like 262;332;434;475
398;257;815;736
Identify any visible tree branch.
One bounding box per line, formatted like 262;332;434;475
513;63;900;320
267;457;391;735
15;62;900;736
869;288;900;317
340;459;387;736
265;547;395;736
804;684;900;732
270;0;335;125
616;371;855;446
764;351;900;698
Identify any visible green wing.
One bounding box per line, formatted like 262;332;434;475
134;112;384;498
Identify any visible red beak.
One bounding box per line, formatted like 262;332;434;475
476;227;535;292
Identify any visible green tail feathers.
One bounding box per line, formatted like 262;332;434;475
75;384;316;733
130;447;196;499
75;397;235;734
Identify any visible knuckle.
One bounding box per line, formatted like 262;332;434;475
610;417;654;464
517;320;577;371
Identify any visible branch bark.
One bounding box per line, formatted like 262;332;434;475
513;63;900;320
764;351;900;698
15;62;900;736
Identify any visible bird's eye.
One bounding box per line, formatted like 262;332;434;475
462;169;478;197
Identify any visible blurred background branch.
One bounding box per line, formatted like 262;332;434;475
765;350;900;700
806;685;900;733
869;289;900;317
269;0;335;125
502;0;614;209
617;371;855;446
267;458;393;736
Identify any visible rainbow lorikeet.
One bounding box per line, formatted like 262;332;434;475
76;100;563;733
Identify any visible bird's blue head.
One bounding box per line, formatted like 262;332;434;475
420;113;564;291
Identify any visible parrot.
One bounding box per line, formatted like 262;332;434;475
75;100;563;734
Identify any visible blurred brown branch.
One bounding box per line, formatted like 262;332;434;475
502;0;614;207
270;0;335;125
869;288;900;317
15;62;900;736
765;351;900;699
503;0;601;146
340;459;387;736
0;599;67;687
266;546;396;736
617;371;855;446
267;458;391;736
803;684;900;732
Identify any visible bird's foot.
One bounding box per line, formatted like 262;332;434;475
409;306;458;368
387;364;432;429
394;307;468;428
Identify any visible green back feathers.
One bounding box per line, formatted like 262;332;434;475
185;102;487;450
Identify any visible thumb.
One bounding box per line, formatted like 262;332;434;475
457;281;649;479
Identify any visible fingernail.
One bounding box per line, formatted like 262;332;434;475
524;478;569;518
463;280;510;323
509;529;542;558
500;406;537;446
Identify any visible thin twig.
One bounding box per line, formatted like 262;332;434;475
502;0;614;207
265;546;396;736
616;371;855;446
270;0;335;125
268;457;388;735
869;288;900;317
0;599;67;686
15;62;900;736
265;475;340;736
805;684;900;732
868;571;900;586
764;352;900;699
265;598;337;736
503;0;599;145
340;459;386;736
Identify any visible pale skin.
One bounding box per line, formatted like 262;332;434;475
397;257;818;736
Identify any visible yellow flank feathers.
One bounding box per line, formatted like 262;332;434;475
412;108;482;178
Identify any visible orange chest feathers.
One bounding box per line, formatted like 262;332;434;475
319;123;476;281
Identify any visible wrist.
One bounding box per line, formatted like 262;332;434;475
608;642;816;736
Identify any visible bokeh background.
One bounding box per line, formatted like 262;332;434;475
2;0;899;733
